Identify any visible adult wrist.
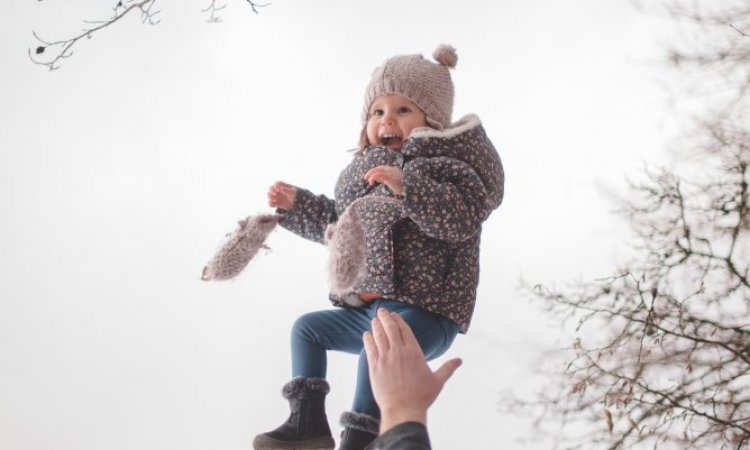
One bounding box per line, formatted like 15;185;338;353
378;406;427;435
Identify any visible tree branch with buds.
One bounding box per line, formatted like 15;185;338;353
506;3;750;449
29;0;160;71
29;0;271;70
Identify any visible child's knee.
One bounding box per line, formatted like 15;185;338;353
291;312;321;339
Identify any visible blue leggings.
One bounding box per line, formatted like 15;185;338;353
290;299;459;418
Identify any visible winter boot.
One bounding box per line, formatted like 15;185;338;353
253;377;335;450
337;411;380;450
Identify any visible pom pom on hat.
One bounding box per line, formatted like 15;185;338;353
433;44;457;69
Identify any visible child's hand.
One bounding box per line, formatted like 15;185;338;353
364;165;404;195
267;181;297;211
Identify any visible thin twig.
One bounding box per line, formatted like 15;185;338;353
29;0;160;71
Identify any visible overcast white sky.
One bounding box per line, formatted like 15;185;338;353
1;1;681;449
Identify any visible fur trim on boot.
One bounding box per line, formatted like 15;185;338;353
252;377;334;450
202;213;281;281
282;376;331;398
338;411;379;450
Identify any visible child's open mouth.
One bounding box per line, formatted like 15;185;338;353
380;135;403;150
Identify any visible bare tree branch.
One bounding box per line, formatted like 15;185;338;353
508;2;750;449
203;0;269;22
245;0;271;14
30;0;272;70
203;0;227;23
29;0;160;71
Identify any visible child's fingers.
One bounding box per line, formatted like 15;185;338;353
270;181;295;197
364;167;386;181
276;182;296;194
267;191;281;207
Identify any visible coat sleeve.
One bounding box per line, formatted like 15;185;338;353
278;187;338;244
402;156;489;243
335;146;405;211
365;422;431;450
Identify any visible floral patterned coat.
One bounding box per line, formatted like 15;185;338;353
279;114;504;332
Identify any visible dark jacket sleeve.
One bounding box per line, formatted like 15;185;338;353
365;422;431;450
402;156;487;243
279;147;402;245
278;187;337;244
335;146;404;213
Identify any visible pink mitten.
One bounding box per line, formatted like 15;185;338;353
202;213;281;281
325;204;367;296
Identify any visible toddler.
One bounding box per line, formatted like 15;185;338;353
253;44;504;450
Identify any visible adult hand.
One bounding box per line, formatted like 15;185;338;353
267;181;297;211
364;165;404;195
363;308;462;435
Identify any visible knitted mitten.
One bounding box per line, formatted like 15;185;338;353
325;202;367;297
201;213;281;281
325;195;405;298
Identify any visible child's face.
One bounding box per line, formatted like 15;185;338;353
366;95;428;151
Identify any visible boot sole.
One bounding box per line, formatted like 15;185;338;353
252;435;335;450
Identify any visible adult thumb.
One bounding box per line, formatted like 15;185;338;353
434;357;462;386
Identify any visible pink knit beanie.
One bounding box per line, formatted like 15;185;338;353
362;44;458;131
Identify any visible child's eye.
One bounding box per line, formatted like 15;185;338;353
370;109;384;117
397;106;411;114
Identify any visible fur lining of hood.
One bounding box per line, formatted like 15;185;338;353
281;377;330;398
409;113;481;140
340;411;380;435
404;112;504;213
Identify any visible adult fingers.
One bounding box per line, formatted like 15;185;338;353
433;357;463;386
370;313;390;353
363;331;379;366
389;311;420;350
377;308;404;347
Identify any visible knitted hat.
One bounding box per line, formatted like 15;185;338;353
362;44;457;131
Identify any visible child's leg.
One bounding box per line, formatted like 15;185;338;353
291;307;372;378
350;300;460;417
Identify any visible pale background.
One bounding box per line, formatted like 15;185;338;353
1;1;677;449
